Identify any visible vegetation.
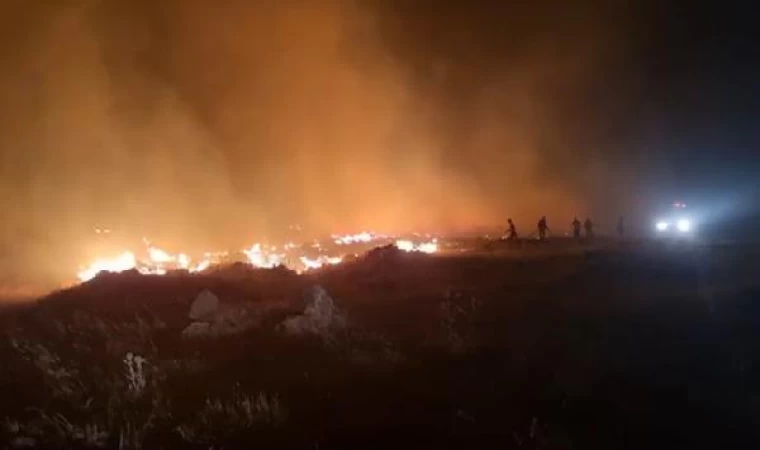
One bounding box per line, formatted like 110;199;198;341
1;243;758;448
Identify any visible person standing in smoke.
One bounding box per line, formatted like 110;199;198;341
584;218;594;239
571;217;581;240
537;216;549;240
506;218;518;240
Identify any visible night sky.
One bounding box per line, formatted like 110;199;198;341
0;0;757;283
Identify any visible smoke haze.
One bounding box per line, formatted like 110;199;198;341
0;1;646;284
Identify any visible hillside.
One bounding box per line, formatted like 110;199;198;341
1;244;758;449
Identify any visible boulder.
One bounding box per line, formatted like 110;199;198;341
281;285;346;341
189;289;219;320
10;437;36;449
210;306;259;336
182;303;261;340
181;322;211;339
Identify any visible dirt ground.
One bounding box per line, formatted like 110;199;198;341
1;241;758;449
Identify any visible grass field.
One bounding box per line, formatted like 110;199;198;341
1;241;758;449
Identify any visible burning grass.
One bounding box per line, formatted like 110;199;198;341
75;233;439;283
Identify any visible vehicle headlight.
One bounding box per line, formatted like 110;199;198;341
677;219;691;232
655;221;669;232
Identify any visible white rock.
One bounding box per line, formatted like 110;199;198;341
189;289;219;320
10;437;36;448
182;306;261;339
181;322;211;339
211;307;259;336
282;285;346;341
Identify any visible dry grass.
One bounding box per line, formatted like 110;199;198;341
1;242;759;448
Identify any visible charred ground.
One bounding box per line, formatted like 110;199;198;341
1;242;759;449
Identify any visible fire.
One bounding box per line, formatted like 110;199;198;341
77;252;137;282
144;240;218;274
147;247;173;264
75;231;439;283
242;243;284;269
395;239;438;254
333;232;376;245
192;258;211;273
76;243;227;282
299;255;343;270
177;253;191;270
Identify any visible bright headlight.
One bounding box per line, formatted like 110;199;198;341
677;219;691;232
655;221;669;232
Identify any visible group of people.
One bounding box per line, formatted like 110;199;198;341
505;216;626;241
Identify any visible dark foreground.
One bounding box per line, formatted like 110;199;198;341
1;243;759;449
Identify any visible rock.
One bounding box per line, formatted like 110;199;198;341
350;349;376;365
183;290;264;339
302;285;345;329
281;285;346;341
211;306;260;336
181;322;211;339
10;437;36;448
189;289;219;320
182;305;261;339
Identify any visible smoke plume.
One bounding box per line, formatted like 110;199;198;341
0;0;641;284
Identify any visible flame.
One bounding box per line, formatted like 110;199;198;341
77;243;228;282
145;241;215;274
147;246;174;264
177;253;190;269
395;239;438;254
333;232;375;245
242;243;284;269
192;258;211;273
77;252;137;282
299;255;343;270
75;230;439;283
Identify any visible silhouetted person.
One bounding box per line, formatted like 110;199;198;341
617;216;625;239
584;218;594;239
537;216;549;240
506;218;518;240
571;217;581;239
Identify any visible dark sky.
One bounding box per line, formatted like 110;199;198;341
0;0;757;284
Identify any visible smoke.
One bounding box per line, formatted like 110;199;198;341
0;0;641;283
